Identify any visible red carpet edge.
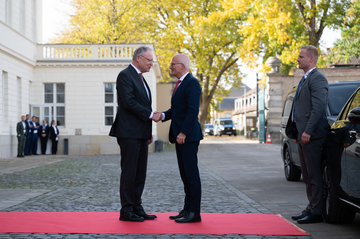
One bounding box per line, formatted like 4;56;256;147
0;212;310;236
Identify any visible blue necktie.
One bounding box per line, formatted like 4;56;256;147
292;76;305;121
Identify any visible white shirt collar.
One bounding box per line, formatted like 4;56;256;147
178;72;189;82
304;67;316;79
131;64;141;74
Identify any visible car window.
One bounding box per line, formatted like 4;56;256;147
220;120;233;125
339;89;360;120
328;84;360;116
282;98;293;117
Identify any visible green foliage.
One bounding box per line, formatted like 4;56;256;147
326;0;360;64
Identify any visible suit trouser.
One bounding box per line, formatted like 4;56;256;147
297;135;326;215
24;132;32;155
175;141;201;213
51;139;58;155
31;134;39;154
17;135;26;155
40;136;48;154
117;138;148;214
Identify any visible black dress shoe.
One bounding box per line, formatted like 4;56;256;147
297;213;323;224
169;209;188;220
135;210;157;220
291;210;310;220
175;212;201;223
17;155;21;158
119;211;145;222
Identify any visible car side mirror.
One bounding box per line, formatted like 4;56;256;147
348;106;360;123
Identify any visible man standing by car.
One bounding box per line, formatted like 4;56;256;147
286;45;329;224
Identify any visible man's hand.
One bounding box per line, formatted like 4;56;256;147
344;143;350;148
148;136;153;145
151;111;162;122
293;139;298;144
301;132;311;144
176;132;186;145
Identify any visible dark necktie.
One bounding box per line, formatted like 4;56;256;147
139;73;144;82
173;80;181;95
292;76;305;121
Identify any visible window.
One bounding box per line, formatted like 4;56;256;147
31;0;36;41
19;0;25;34
5;0;11;25
43;83;66;126
104;83;117;126
1;72;9;126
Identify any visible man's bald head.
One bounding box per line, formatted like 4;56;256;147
173;54;190;70
169;54;191;79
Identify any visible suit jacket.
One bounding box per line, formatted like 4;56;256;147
163;73;203;143
109;65;152;139
16;121;26;137
25;119;32;134
38;125;50;138
49;126;59;141
286;68;329;139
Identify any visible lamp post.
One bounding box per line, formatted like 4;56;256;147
243;85;247;137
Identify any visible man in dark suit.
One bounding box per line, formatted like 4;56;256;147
24;114;33;156
39;119;50;155
31;116;40;155
109;46;161;222
160;54;203;223
286;45;329;224
16;115;27;158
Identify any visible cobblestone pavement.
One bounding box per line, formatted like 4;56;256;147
0;147;311;239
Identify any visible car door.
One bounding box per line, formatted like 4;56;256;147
281;90;300;166
332;89;360;206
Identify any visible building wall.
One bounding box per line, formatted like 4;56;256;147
0;0;42;158
156;82;172;144
33;63;159;156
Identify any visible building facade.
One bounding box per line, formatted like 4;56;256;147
0;0;162;158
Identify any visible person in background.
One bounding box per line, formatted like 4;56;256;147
24;114;33;156
39;119;49;155
16;115;27;158
30;116;40;155
49;120;59;155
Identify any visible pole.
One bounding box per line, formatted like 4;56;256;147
243;86;247;137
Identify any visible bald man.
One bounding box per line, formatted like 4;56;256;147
161;54;203;223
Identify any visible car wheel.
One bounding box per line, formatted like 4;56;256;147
322;161;356;223
283;147;301;181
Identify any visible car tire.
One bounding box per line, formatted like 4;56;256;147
283;147;301;181
322;161;356;224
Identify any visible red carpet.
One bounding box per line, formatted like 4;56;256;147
0;212;308;236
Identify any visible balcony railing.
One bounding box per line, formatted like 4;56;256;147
36;44;156;61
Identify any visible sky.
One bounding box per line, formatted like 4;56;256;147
42;0;343;89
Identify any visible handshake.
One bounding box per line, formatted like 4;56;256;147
151;111;163;122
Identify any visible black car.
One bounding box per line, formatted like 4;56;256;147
322;87;360;223
281;81;360;182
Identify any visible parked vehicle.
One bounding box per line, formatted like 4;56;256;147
213;118;237;136
204;124;214;136
280;81;360;182
322;87;360;223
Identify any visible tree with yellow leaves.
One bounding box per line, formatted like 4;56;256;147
150;0;246;127
225;0;351;73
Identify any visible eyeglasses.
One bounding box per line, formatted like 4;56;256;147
139;55;154;63
170;63;183;66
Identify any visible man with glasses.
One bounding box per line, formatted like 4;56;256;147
109;46;160;222
160;54;203;223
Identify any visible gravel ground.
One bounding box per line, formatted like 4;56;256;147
0;147;311;239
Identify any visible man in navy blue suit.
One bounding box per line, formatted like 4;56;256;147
160;54;203;223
